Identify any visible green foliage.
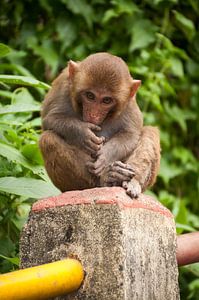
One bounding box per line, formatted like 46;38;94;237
0;0;198;297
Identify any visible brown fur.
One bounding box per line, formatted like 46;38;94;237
39;53;160;198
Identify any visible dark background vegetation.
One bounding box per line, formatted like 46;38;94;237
0;0;198;298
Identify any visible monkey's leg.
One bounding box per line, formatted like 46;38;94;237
123;126;161;198
39;131;97;192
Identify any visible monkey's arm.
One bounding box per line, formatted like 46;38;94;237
42;113;104;155
104;130;141;160
89;102;144;175
88;129;141;176
42;113;83;139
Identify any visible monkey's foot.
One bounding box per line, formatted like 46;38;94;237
122;178;141;198
104;161;135;186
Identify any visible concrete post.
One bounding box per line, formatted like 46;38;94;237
20;187;179;300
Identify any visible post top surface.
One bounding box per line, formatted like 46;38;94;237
32;187;173;218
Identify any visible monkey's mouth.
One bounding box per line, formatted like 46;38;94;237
83;114;103;125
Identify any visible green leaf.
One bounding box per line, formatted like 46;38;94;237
129;19;157;52
0;75;50;89
189;279;199;291
0;64;46;96
0;156;22;177
20;117;41;129
12;203;31;231
0;177;60;198
56;19;77;51
164;102;197;132
0;237;15;257
0;43;11;57
21;144;43;165
173;10;196;41
64;0;94;29
0;255;19;266
0;90;13;99
12;87;38;106
0;104;40;115
0;87;41;115
102;9;119;24
173;199;188;223
157;33;188;59
188;213;199;228
186;264;199;277
187;59;199;79
172;147;197;164
0;63;36;77
158;190;176;207
0;141;48;181
159;157;182;185
169;57;184;77
102;0;139;23
176;223;196;233
27;39;59;76
112;0;139;15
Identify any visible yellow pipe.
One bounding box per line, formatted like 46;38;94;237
0;258;84;300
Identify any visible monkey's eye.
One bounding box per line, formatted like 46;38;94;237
85;91;95;100
102;97;113;104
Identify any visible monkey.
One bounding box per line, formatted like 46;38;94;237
39;52;160;198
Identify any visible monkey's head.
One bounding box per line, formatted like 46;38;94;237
68;52;141;125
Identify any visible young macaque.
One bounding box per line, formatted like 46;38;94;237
39;52;160;198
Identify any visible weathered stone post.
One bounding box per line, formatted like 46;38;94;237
20;187;179;299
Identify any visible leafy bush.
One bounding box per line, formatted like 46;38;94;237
0;44;59;272
0;0;199;298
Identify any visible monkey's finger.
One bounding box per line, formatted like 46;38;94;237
93;157;104;169
106;178;118;184
95;148;104;158
91;134;104;145
106;178;122;187
126;188;140;199
85;140;101;152
92;168;102;176
92;164;105;176
123;180;142;199
91;152;98;159
111;161;135;173
111;182;118;187
86;162;96;173
111;161;135;172
108;172;133;182
122;181;128;189
104;180;114;187
84;145;98;156
91;142;102;151
87;160;105;176
88;123;101;132
109;167;135;178
86;161;95;168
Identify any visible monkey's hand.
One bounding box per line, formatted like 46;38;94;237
122;178;142;198
82;123;104;155
102;161;135;186
86;146;108;176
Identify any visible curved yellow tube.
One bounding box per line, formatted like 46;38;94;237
0;258;84;300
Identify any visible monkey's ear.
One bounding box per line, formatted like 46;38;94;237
130;80;141;98
68;60;79;78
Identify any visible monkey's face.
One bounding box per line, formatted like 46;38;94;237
68;54;141;122
80;89;116;125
